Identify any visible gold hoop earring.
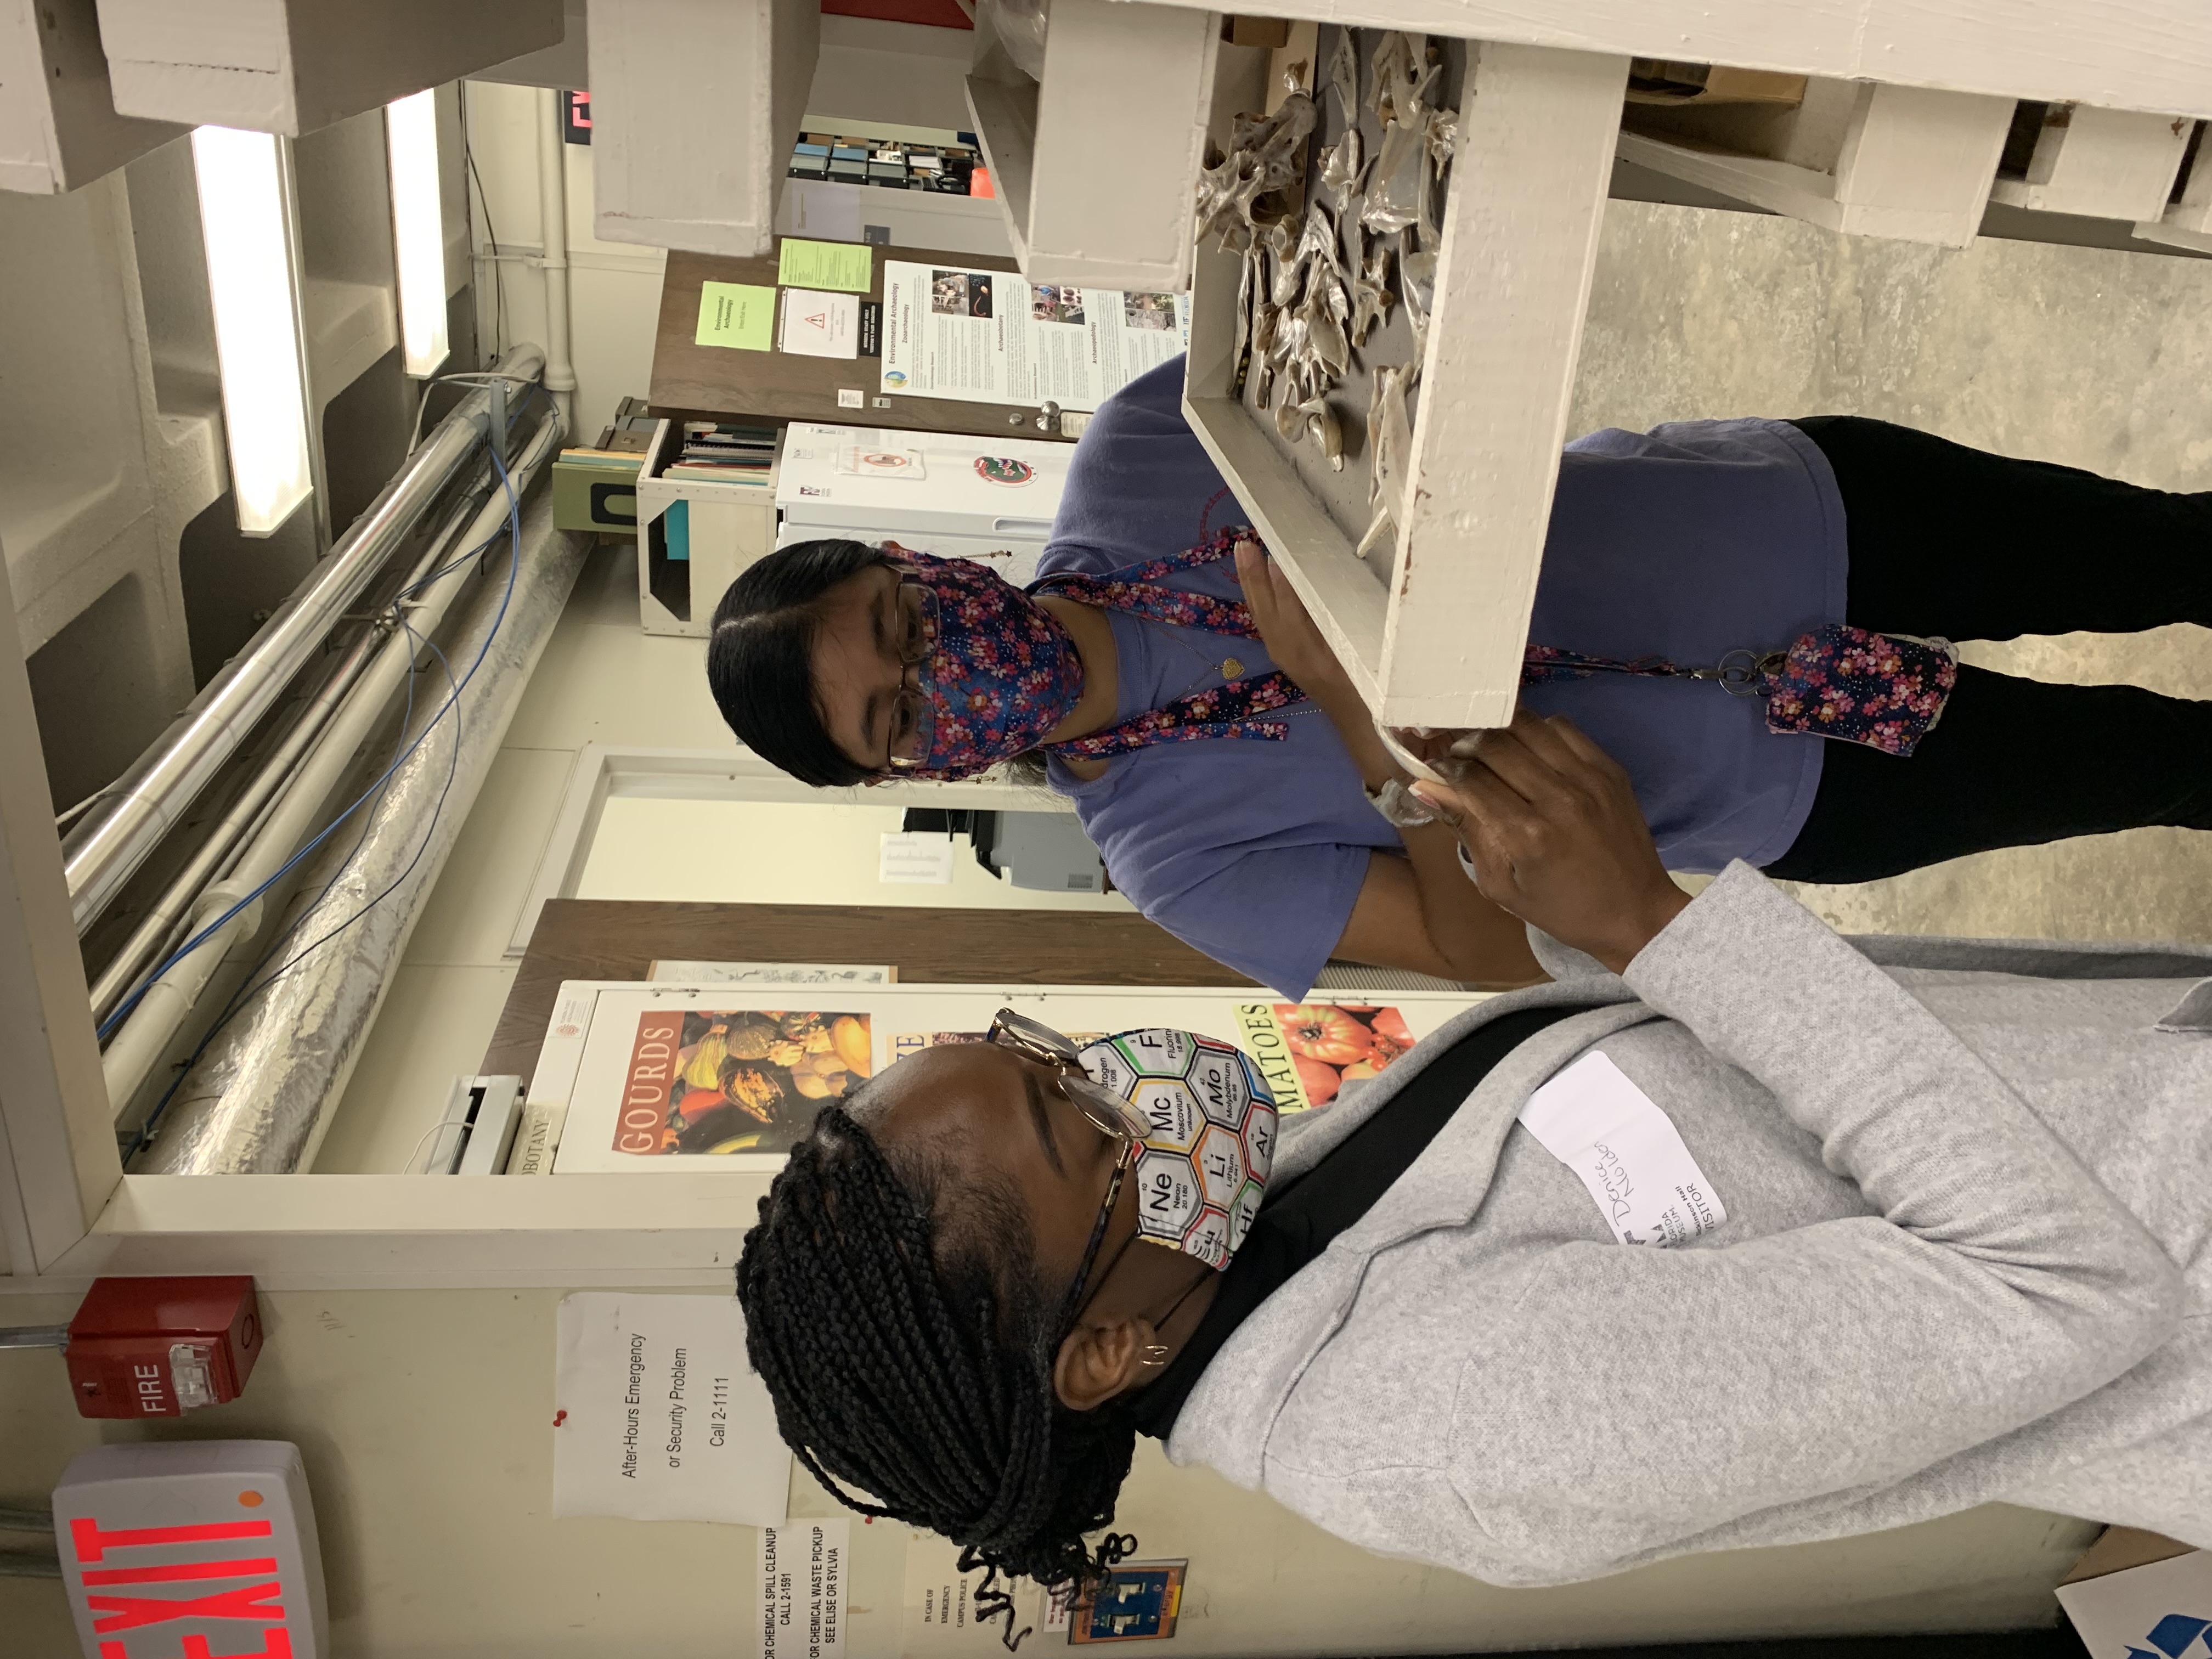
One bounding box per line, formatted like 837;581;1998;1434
1139;1343;1170;1369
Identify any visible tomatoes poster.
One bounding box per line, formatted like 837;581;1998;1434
1233;1003;1416;1111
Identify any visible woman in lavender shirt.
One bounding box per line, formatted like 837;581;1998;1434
706;358;2211;997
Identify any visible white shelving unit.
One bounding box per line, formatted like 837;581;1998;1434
1988;104;2195;222
2138;126;2212;253
587;0;820;257
1617;80;2016;249
0;0;183;195
1160;0;2212;731
965;0;1220;290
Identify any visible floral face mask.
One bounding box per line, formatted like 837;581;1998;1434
884;548;1085;781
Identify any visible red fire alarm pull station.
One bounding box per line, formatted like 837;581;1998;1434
0;1277;264;1418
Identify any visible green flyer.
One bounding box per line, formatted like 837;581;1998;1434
776;238;873;292
695;282;776;350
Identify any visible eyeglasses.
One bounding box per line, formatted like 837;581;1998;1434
883;576;939;770
986;1009;1149;1330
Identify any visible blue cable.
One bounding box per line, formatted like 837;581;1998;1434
230;627;463;1011
115;439;527;1159
99;436;529;1042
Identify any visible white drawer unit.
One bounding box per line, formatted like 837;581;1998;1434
633;419;781;639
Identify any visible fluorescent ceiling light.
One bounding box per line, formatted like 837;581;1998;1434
386;89;450;379
192;126;314;538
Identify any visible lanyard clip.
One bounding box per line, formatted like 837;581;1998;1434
1709;648;1786;696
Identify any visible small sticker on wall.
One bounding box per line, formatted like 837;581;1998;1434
1069;1561;1187;1644
837;388;864;409
879;833;956;884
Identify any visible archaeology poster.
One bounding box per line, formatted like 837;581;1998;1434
879;261;1190;412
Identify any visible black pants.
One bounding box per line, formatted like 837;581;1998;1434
1763;416;2212;884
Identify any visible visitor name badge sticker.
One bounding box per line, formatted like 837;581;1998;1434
1516;1051;1726;1248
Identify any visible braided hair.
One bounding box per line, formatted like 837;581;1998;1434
737;1102;1138;1649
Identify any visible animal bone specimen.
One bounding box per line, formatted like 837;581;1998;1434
1328;26;1359;119
1193;88;1316;252
1356;362;1415;562
1193;33;1456;482
1321;127;1366;206
1351;236;1395;346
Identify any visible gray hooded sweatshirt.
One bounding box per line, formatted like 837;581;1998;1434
1167;861;2212;1583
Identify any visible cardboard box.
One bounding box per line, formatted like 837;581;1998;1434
2055;1528;2210;1659
1221;15;1291;49
1625;60;1808;108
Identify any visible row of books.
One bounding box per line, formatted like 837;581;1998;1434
664;421;778;486
788;131;980;193
556;403;656;473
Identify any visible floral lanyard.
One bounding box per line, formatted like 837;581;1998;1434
1034;527;1308;760
1039;530;1960;762
1522;627;1959;757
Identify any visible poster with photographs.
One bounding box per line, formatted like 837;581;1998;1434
879;261;1191;413
541;984;1485;1174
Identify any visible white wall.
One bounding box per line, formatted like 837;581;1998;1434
0;1278;2102;1659
462;78;664;439
576;795;1133;912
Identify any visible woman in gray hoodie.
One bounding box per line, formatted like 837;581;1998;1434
735;712;2210;1647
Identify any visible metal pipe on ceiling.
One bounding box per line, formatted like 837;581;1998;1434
134;444;586;1174
61;345;548;934
102;413;567;1123
85;486;493;1028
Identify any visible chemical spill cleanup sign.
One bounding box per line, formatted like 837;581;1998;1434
758;1520;849;1659
552;1292;790;1523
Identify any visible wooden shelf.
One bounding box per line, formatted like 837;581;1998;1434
1989;104;2194;222
1619;81;2014;248
1186;37;1627;731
